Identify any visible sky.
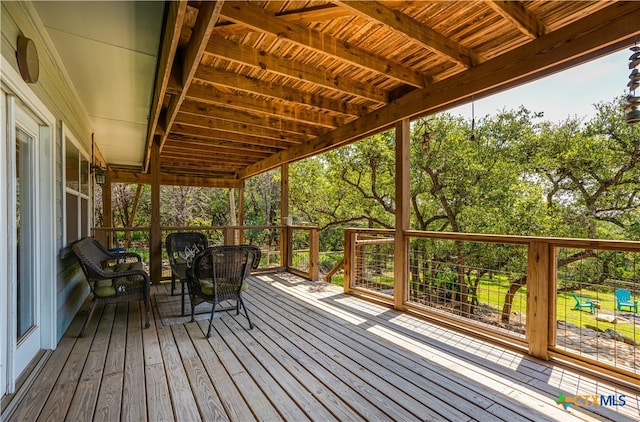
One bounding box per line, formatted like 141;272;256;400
448;48;631;123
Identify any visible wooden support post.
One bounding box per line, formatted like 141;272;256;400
150;142;162;285
285;226;293;269
394;119;410;311
223;226;235;246
238;183;244;244
343;229;355;294
526;241;551;360
124;184;142;248
548;246;558;348
280;163;289;267
309;227;320;281
102;181;112;249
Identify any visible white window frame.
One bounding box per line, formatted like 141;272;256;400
62;125;91;246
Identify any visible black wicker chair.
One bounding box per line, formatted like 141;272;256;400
72;237;151;337
165;232;208;315
187;245;261;338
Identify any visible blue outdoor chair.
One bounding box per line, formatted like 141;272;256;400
614;289;638;313
571;292;596;314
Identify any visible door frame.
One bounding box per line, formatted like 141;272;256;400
1;56;56;395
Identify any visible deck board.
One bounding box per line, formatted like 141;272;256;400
5;272;639;422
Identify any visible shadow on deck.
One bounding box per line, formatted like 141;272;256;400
6;273;639;421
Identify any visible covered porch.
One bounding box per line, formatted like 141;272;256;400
6;273;637;421
3;0;640;418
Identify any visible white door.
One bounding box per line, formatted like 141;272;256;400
10;104;42;381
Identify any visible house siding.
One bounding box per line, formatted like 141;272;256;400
2;1;95;343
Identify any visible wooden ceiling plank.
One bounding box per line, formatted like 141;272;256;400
159;1;224;153
336;1;480;68
143;0;188;172
163;146;269;161
161;160;241;172
487;1;548;39
220;1;426;88
179;99;327;137
161;151;257;165
195;66;372;117
187;84;346;128
212;4;349;36
165;136;278;155
206;37;389;103
172;124;294;149
238;2;640;180
175;112;310;143
163;141;270;157
210;2;427;37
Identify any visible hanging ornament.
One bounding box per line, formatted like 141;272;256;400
625;46;640;125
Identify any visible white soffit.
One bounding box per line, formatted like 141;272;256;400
33;1;164;167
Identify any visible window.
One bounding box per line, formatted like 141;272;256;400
65;136;90;244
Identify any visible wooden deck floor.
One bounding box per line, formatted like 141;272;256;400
5;272;639;421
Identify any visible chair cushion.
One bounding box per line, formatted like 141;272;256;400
94;279;117;297
199;278;248;296
113;261;144;272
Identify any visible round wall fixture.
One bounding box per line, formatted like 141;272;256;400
17;35;39;83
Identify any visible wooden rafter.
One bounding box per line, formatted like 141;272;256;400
194;67;373;117
137;1;637;184
174;113;310;143
185;84;348;128
238;2;640;179
487;1;549;39
144;0;187;172
179;99;329;138
219;1;427;88
157;1;223;155
205;37;390;103
335;1;481;68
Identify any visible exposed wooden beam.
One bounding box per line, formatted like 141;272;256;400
179;99;327;137
186;84;347;127
171;124;294;149
195;67;373;117
165;136;278;156
174;112;310;143
107;170;243;188
158;1;223;155
487;1;548;39
144;0;187;172
211;4;348;36
161;149;259;165
206;37;389;103
210;2;427;36
159;161;241;173
238;2;640;179
220;1;427;88
336;1;480;68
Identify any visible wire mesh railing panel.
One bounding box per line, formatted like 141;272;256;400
554;247;639;375
291;228;311;273
407;237;528;339
352;234;395;296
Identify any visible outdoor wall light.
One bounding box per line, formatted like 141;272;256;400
91;163;107;186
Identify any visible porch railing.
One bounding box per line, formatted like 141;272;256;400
92;224;320;282
343;228;640;384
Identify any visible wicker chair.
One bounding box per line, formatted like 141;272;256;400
72;237;151;337
165;232;208;315
187;245;261;338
